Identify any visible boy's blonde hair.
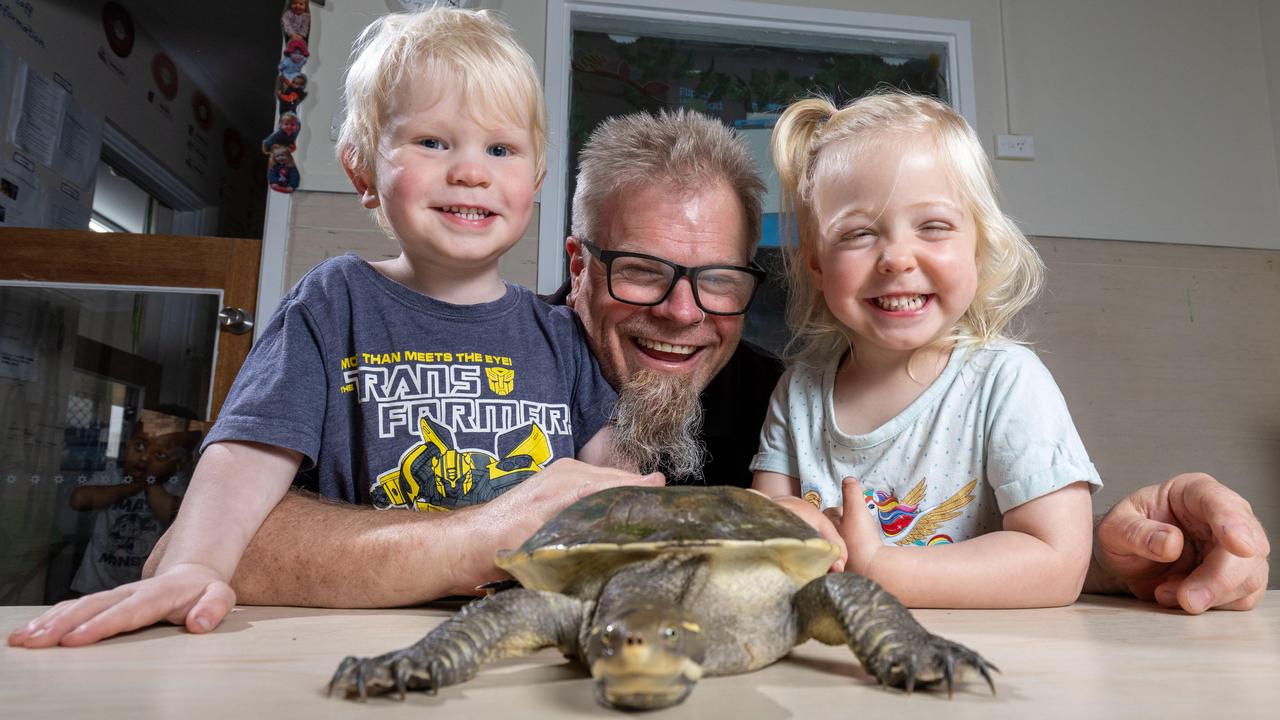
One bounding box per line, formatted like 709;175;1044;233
771;90;1043;364
336;7;547;184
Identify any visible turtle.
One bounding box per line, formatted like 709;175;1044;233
328;485;996;710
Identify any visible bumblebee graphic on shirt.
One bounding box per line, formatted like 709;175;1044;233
372;414;553;511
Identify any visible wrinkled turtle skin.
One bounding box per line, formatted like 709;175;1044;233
330;486;996;710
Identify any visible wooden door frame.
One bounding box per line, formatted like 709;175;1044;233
1;228;260;418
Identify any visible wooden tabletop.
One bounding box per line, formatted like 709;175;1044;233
2;593;1277;719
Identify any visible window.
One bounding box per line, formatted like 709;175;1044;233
542;0;975;351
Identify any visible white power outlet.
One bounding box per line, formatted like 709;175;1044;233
996;134;1036;160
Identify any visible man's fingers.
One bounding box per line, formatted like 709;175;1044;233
1101;515;1185;564
1175;547;1269;614
1168;473;1267;559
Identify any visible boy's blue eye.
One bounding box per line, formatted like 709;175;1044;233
419;138;443;150
487;145;512;157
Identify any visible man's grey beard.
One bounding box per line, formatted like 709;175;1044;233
610;370;705;483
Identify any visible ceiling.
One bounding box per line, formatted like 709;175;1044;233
112;0;286;136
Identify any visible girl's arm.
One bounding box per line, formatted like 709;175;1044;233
8;441;300;648
840;477;1093;608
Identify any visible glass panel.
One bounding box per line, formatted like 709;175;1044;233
0;284;216;605
568;23;951;356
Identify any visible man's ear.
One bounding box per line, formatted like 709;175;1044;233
340;148;379;209
565;236;586;305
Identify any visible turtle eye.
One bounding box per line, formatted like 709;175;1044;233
661;625;680;646
600;624;618;654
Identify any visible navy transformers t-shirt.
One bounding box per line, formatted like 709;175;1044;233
205;254;617;511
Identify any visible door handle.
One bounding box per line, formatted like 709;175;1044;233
218;307;255;335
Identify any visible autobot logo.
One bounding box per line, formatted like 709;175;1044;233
485;366;514;396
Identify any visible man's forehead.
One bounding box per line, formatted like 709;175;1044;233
597;181;753;262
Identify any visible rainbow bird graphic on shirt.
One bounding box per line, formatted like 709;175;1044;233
864;478;979;546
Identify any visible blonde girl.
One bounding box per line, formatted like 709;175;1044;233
751;91;1100;608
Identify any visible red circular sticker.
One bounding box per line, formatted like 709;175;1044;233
192;90;213;131
224;128;245;170
151;53;179;100
102;2;135;59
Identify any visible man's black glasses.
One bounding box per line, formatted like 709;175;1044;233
580;239;766;316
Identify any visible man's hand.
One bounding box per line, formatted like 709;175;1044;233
6;563;234;648
1092;473;1269;613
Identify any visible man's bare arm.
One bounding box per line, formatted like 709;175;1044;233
145;460;664;608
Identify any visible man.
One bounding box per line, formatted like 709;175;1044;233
142;111;1263;623
548;109;779;487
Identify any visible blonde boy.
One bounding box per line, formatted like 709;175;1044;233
11;7;631;647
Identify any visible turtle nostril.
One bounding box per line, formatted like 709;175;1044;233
625;634;644;646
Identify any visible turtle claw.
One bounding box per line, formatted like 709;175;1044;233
329;650;430;701
873;635;997;697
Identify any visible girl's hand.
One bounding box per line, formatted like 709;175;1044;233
769;495;849;572
834;477;886;576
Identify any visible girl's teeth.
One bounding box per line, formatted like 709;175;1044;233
875;294;926;311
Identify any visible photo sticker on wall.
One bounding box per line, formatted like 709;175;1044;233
102;2;136;58
151;52;179;100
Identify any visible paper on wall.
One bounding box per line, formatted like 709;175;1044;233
47;182;88;229
7;62;65;168
52;95;102;191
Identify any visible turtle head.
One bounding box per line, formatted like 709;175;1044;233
585;603;706;711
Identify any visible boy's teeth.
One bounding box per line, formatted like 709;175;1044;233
637;338;696;355
443;206;490;220
874;294;926;311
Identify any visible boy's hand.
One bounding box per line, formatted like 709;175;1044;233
6;563;234;648
453;460;666;592
767;494;849;572
833;477;885;577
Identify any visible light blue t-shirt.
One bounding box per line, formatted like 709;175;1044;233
750;342;1102;546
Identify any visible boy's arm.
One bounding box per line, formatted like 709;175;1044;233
576;426;615;467
8;441;299;648
839;477;1093;608
146;459;664;607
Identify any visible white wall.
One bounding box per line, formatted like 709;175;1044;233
296;0;544;194
295;0;1280;252
0;2;264;236
1262;0;1280;216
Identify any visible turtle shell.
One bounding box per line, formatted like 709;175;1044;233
495;485;839;594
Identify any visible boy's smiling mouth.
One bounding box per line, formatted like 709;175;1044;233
437;205;493;221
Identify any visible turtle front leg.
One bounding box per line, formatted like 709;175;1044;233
793;573;997;696
329;589;587;701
